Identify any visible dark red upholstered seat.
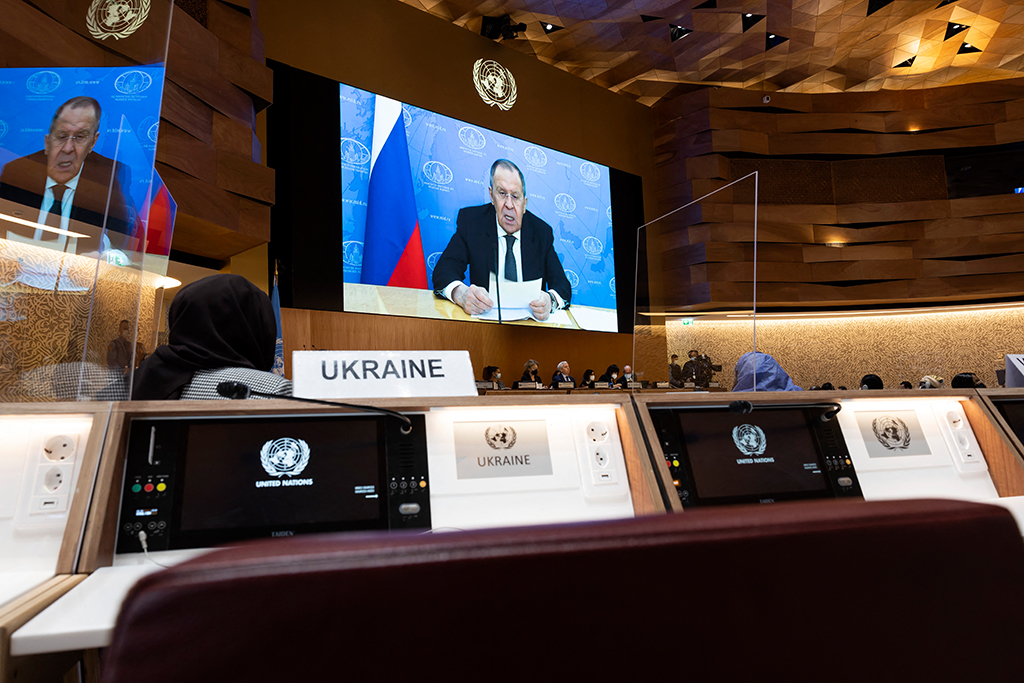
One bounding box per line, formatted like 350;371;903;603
101;498;1024;683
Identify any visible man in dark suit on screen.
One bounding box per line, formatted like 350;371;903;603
0;96;134;249
432;159;571;321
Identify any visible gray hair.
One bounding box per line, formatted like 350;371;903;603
50;96;102;135
490;158;526;196
524;358;538;371
558;360;569;372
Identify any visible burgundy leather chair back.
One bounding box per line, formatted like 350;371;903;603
102;498;1024;683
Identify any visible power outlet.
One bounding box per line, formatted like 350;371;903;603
42;434;77;462
38;465;72;494
592;445;610;468
587;421;609;443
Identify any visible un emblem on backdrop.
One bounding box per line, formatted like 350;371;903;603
147;121;159;143
458;126;486;150
27;71;61;95
114;70;153;94
583;236;603;256
343;241;364;267
609;277;616;295
554;193;576;213
0;120;8;141
260;438;311;478
87;0;150;41
580;162;601;183
423;161;454;185
473;59;517;111
732;425;767;457
340;138;371;166
524;146;547;168
485;425;517;450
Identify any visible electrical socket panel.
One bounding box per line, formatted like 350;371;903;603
11;419;92;530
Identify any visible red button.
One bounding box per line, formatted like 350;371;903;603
144;483;154;492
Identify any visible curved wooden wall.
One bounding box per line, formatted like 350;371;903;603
652;79;1024;310
0;0;274;264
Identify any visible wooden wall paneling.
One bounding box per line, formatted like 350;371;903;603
218;38;273;107
993;118;1024;144
907;274;1024;299
215;151;275;204
0;0;120;67
882;101;1008;133
690;179;732;201
160;81;215;145
950;193;1024;218
171;3;220;71
213;111;259;159
809;89;923;114
831;245;916;261
776;112;887;133
710;88;813;112
705;261;810;283
768;132;878;156
812;223;925;243
921;260;968;278
709;108;779;134
962;397;1024;498
709;222;815;243
207;0;257;56
835;200;950;224
669;108;712;138
921;78;1024;110
167;35;255;128
685;154;730;180
158;163;241;231
809;259;924;281
912;234;1024;259
237;197;272;242
873;125;998;155
711;129;770;154
1002;98;1024;121
155;121;218;184
735;204;838;224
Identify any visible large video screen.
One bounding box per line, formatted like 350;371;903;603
339;83;618;333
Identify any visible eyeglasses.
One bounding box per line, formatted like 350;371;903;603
51;132;93;146
494;188;524;204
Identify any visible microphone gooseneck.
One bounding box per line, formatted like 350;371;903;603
216;381;414;434
728;399;842;422
729;400;754;415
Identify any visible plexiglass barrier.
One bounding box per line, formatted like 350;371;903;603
0;0;175;401
633;172;759;394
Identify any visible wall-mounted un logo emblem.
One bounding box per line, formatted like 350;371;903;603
343;241;364;267
732;424;767;456
260;438;311;478
524;146;547;167
114;70;153;94
565;270;580;289
580;162;601;183
485;425;517;450
340;138;371;166
147;121;159;143
554;193;576;213
473;59;517;111
0;120;8;141
427;252;442;270
609;277;616;295
423;161;453;185
26;71;61;95
583;236;603;256
87;0;150;41
458;126;486;150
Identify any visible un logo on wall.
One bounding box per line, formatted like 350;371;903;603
565;270;580;289
423;161;453;185
524;146;547;168
87;0;150;41
458;126;486;150
583;236;603;256
554;193;576;213
473;59;517;111
260;438;311;478
340;138;371;166
26;71;61;95
343;241;364;267
580;162;601;183
114;70;152;94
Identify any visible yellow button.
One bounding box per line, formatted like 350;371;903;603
156;483;167;492
845;459;851;465
672;460;680;467
419;480;427;488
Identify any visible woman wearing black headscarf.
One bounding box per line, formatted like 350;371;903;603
132;274;292;400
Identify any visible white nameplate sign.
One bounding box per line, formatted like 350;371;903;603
292;350;477;399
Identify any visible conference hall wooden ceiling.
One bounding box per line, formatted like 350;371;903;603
399;0;1024;104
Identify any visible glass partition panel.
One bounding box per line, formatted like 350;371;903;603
0;0;174;401
633;172;759;394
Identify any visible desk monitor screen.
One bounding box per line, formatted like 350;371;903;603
649;405;861;507
115;413;430;554
993;399;1024;447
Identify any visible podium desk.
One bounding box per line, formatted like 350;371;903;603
10;394;666;669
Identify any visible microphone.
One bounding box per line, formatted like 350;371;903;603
729;399;842;422
215;381;413;434
494;242;503;325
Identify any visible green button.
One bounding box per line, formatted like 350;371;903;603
131;484;142;493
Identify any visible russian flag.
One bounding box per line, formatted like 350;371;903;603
360;95;428;289
136;170;176;256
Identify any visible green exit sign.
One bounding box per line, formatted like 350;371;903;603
679;318;694;325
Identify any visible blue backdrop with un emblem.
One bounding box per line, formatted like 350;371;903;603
340;83;616;314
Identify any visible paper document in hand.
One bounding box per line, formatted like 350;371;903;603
488;273;543;309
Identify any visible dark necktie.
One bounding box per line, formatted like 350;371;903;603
504;233;517;282
47;184;68;228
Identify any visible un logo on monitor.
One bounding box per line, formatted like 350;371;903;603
458;126;486;150
115;70;153;94
26;71;60;95
423;161;453;185
583;236;603;256
524;146;547;168
580;162;601;183
554;193;576;213
340;138;371;166
260;438;311;478
87;0;151;41
343;241;364;267
732;425;767;457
